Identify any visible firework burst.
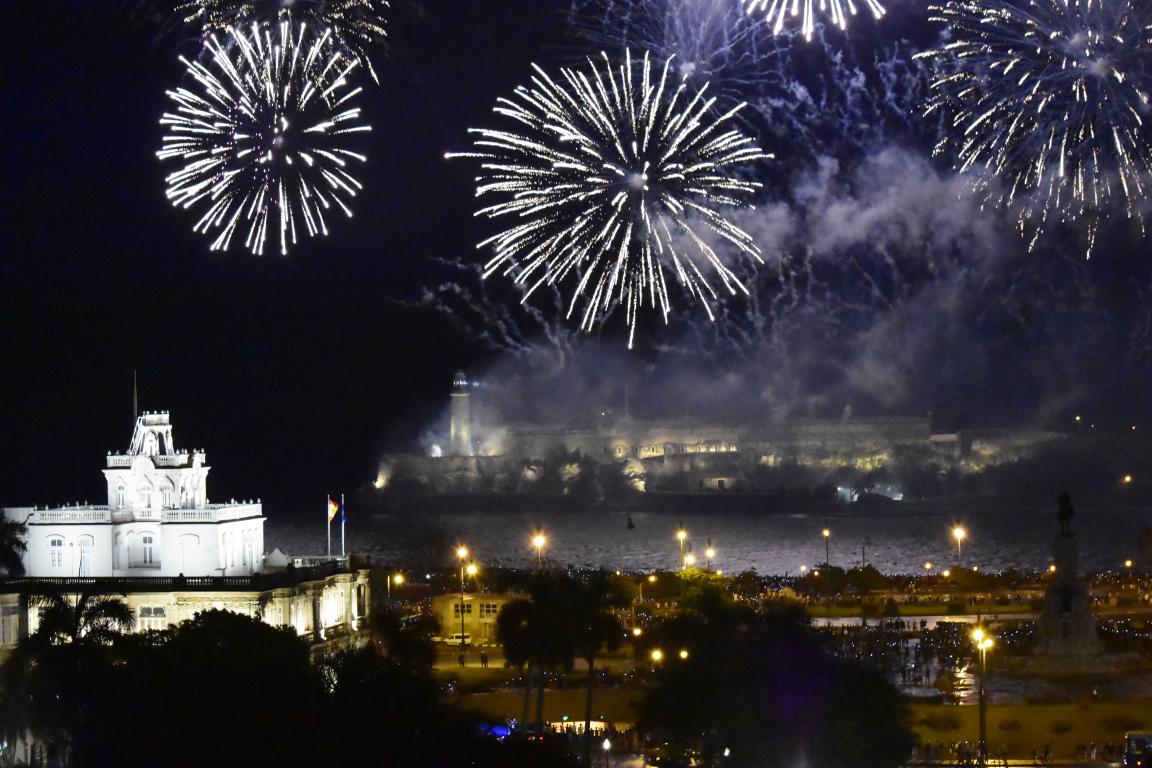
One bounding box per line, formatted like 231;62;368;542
448;50;769;347
157;17;371;256
177;0;388;79
919;0;1152;255
741;0;886;41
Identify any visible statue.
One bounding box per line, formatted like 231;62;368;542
1057;491;1075;536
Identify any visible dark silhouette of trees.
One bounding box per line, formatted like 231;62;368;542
638;602;913;768
0;518;26;576
570;573;624;766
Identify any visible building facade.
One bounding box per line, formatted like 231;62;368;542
3;411;264;579
0;410;371;657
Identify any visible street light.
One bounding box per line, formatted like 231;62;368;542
952;526;967;565
676;528;688;563
650;649;664;663
602;737;611;768
924;561;933;573
678;649;689;660
822;528;831;565
387;572;404;602
684;553;697;569
456;546;471;658
532;532;547;568
705;545;716;571
970;628;994;766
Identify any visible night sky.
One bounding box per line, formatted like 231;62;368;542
3;0;1151;517
1;1;572;513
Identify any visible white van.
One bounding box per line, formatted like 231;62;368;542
443;633;473;646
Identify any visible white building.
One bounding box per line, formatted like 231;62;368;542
0;411;371;656
3;411;264;578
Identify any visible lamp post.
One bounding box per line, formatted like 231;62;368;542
676;528;687;567
971;628;994;767
602;737;612;768
822;528;831;566
953;526;967;566
705;544;716;572
684;553;697;570
532;532;546;568
456;546;470;657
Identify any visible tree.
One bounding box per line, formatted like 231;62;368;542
495;573;576;730
570;574;624;766
0;589;133;765
371;607;439;672
639;604;912;768
27;587;135;647
0;518;27;575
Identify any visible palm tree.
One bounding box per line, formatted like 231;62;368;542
495;574;575;731
0;517;27;575
572;573;624;765
28;587;135;647
0;589;134;765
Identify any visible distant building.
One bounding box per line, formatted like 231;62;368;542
431;591;524;645
4;411;263;579
450;370;474;457
0;411;369;656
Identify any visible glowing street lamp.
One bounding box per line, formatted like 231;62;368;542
684;553;697;569
705;545;716;571
602;737;612;768
822;528;831;566
387;572;404;602
678;649;689;660
676;528;688;563
970;628;995;766
532;532;547;567
650;648;664;663
952;526;967;565
924;561;933;573
456;546;472;656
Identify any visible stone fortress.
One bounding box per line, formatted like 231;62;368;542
376;372;1066;497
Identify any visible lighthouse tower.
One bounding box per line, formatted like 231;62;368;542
449;371;473;457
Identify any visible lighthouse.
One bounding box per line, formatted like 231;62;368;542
449;371;473;457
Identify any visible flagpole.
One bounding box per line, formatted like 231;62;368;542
341;493;346;559
326;495;331;558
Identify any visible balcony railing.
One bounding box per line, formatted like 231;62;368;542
0;562;355;593
29;508;111;524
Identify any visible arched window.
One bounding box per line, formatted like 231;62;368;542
114;533;122;570
48;536;64;568
139;485;152;509
142;534;154;565
116;485;126;509
161;484;173;508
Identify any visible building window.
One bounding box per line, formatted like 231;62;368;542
78;535;93;577
162;487;172;508
139;486;152;508
116;486;125;509
139;606;167;632
452;603;473;616
480;602;500;618
142;535;154;565
49;537;64;568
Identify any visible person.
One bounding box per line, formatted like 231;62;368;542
458;652;466;668
480;649;489;668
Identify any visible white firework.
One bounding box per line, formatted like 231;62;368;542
918;0;1152;255
448;50;770;347
742;0;886;41
157;17;371;255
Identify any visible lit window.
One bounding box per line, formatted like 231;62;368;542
49;537;64;568
142;535;154;565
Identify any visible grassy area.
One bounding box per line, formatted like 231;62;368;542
455;688;1152;759
908;701;1152;756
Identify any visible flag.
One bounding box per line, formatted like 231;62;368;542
327;497;340;523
